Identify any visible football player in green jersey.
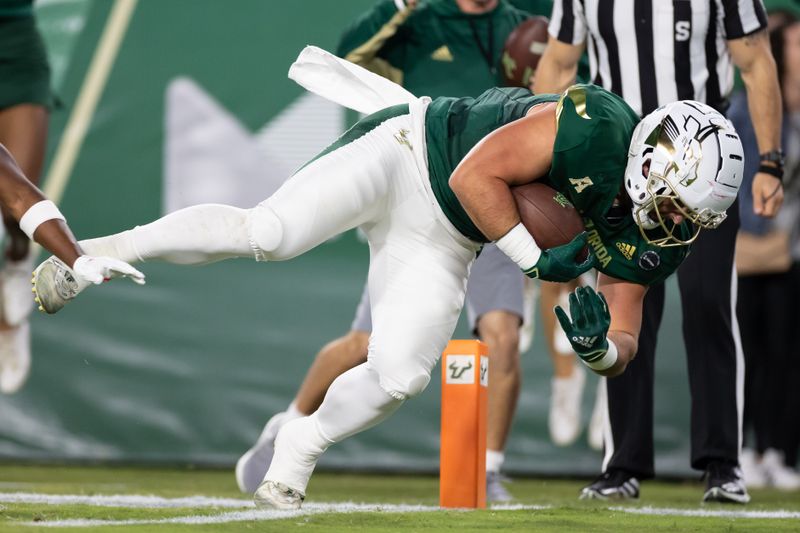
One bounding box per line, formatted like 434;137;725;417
31;48;743;509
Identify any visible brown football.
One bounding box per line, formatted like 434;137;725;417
501;16;550;88
511;182;588;260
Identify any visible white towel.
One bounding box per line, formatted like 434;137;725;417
288;45;418;115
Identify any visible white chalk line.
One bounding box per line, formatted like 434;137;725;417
3;492;798;527
611;506;800;520
0;492;251;509
16;502;551;528
0;493;551;527
20;503;446;528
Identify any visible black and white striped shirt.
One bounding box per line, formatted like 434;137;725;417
548;0;767;116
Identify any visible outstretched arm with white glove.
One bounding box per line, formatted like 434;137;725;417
0;143;144;288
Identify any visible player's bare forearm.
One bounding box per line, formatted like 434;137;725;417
452;174;520;241
595;329;637;377
0;144;82;266
450;103;557;240
593;274;646;376
532;37;582;94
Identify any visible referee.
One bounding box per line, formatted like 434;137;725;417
534;0;783;503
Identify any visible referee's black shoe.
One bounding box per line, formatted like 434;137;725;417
702;461;750;504
579;469;640;500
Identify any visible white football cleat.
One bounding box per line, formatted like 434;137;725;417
739;448;767;489
31;257;89;314
0;321;31;394
236;410;299;494
549;363;585;446
762;449;800;491
1;254;36;326
253;480;304;510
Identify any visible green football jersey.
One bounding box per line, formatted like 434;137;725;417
426;87;558;242
424;84;690;286
542;84;690;285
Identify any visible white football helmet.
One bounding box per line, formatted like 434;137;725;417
624;100;744;247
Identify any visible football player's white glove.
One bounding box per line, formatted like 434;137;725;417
72;255;145;285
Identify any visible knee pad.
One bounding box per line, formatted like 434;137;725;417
367;358;432;401
247;203;283;261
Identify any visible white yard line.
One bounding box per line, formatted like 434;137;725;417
4;491;798;527
0;493;550;527
18;502;448;527
0;492;252;509
612;505;800;520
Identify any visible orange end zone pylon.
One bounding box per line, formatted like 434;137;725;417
439;339;489;508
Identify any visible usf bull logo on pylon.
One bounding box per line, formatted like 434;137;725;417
441;340;488;508
445;354;475;384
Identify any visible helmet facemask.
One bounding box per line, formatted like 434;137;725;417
624;101;741;248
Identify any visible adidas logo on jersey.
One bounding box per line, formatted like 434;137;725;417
616;242;636;260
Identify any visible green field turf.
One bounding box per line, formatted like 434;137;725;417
0;464;798;532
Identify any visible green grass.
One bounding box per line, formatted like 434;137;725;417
0;465;798;532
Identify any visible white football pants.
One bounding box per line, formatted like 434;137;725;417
81;110;478;460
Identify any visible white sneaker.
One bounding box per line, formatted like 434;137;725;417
236;410;298;494
739;448;767;489
0;253;36;326
587;378;607;451
0;321;31;394
486;471;513;503
31;257;89;315
253;480;304;510
549;364;586;446
762;449;800;491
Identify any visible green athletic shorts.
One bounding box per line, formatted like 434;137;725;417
0;15;52;110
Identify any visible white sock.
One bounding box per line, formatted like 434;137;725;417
486;449;505;474
80;204;255;265
314;363;404;442
264;415;330;492
265;363;403;492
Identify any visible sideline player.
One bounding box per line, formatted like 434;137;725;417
0;1;51;393
32;48;743;509
0;144;143;293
